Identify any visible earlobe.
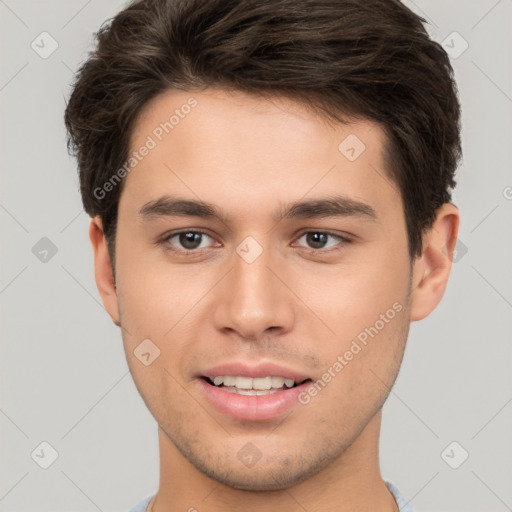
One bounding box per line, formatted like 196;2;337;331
410;203;460;322
89;216;121;326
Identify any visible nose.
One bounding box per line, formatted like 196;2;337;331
212;239;295;341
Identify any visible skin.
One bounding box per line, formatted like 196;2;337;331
89;88;459;512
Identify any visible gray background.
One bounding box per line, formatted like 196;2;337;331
1;1;511;511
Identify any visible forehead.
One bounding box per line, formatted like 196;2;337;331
121;88;400;223
131;87;387;152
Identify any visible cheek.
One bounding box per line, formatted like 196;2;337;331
115;245;208;336
294;252;410;338
299;301;411;436
114;257;218;398
290;248;411;404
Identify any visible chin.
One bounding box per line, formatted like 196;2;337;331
202;467;305;492
188;449;337;492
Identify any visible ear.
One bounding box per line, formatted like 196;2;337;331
410;203;460;322
89;216;121;326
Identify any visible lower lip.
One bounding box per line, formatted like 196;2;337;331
198;378;311;421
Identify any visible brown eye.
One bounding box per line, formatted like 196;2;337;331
295;231;347;251
163;231;215;252
177;232;203;250
305;232;329;249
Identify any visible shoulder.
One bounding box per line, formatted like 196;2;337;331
127;494;154;512
385;481;415;512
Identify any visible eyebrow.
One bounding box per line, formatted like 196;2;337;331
138;194;378;224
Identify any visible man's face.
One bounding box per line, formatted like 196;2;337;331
112;88;414;490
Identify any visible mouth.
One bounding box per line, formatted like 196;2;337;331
201;375;312;396
197;367;314;421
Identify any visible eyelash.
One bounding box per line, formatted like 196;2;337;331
158;229;352;255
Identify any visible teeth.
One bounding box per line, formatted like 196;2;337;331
209;376;297;390
252;377;272;390
284;378;294;388
236;388;280;396
223;376;236;386
235;376;253;389
271;376;285;388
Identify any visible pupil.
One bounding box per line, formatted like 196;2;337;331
307;233;327;249
180;232;201;249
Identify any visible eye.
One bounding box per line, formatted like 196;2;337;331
294;231;350;251
162;230;217;252
158;229;351;256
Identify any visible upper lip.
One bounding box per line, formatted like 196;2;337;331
199;362;312;383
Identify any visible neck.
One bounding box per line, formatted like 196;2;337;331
149;410;397;512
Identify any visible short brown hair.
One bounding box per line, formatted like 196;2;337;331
64;0;462;262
